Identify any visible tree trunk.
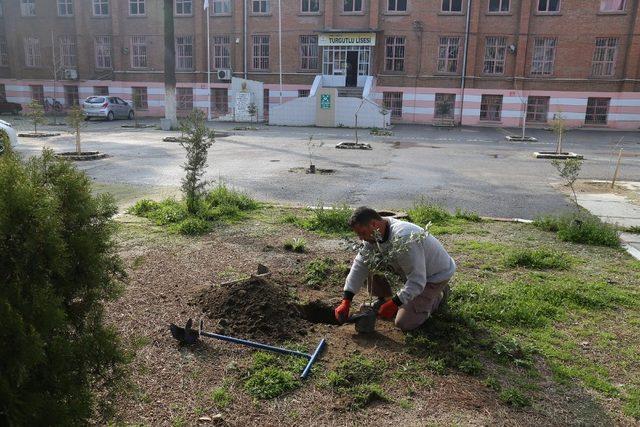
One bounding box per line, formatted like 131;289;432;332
164;0;177;129
75;125;81;155
521;104;527;139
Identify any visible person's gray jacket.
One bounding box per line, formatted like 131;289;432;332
344;218;456;304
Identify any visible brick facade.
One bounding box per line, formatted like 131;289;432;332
0;0;639;127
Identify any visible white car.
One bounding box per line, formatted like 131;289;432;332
0;119;19;154
82;96;135;121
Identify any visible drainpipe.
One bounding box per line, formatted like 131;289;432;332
459;0;472;126
243;0;248;79
412;20;424;124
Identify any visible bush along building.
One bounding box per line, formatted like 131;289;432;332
1;0;639;128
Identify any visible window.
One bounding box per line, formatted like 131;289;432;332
263;88;269;120
300;35;319;70
437;36;460;73
212;0;231;14
488;0;509;12
130;0;145;15
480;95;503;121
177;87;193;110
537;0;560;12
21;0;36;16
95;36;112;69
252;35;269;70
344;0;363;12
385;36;405;72
94;86;109;96
600;0;625;11
64;85;79;106
252;0;269;13
441;0;462;12
388;0;407;12
213;35;231;69
176;35;194;70
93;0;109;16
57;0;73;16
298;90;310;97
383;92;403;119
24;37;41;68
585;97;610;125
0;84;6;101
526;96;549;123
434;93;455;119
592;37;618;77
132;87;148;110
483;36;507;74
31;85;44;105
301;0;319;12
175;0;192;15
59;36;77;68
531;37;556;75
211;88;228;117
131;36;147;68
0;38;8;67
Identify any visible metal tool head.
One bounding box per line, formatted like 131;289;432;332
169;318;200;345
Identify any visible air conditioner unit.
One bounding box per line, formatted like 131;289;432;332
63;69;78;80
217;69;232;81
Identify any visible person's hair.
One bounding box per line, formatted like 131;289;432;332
348;206;382;227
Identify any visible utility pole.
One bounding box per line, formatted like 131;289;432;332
164;0;177;129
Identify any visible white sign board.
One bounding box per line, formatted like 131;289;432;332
318;32;376;47
234;91;252;120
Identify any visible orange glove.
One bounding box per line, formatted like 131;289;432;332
378;299;399;319
334;299;351;323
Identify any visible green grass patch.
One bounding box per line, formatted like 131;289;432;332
279;205;353;236
407;200;483;235
504;248;572;270
533;212;620;247
623;387;640;419
499;388;531;408
283;237;307;253
127;184;260;235
210;386;232;408
623;225;640;234
304;257;349;288
243;352;307;400
327;355;388;409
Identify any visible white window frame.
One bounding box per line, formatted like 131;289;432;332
387;0;407;12
252;0;269;13
322;45;370;76
301;0;319;13
57;0;73;17
537;0;560;12
530;37;556;76
129;0;146;16
93;0;109;16
488;0;510;12
437;36;460;73
212;0;231;14
176;35;194;70
177;87;194;110
132;87;148;110
131;36;148;68
384;36;405;72
213;35;231;69
600;0;625;12
483;36;507;75
300;35;319;70
95;36;112;69
24;36;41;68
343;0;363;12
59;35;77;68
591;37;618;77
21;0;36;16
441;0;462;12
480;94;503;121
175;0;192;15
252;35;270;70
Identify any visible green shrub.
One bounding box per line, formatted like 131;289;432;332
128;198;161;216
170;217;211;235
534;212;619;247
0;150;126;425
504;248;572;270
499;388;532;407
458;357;483;375
284;237;307;253
304;204;353;235
455;208;482;222
408;200;452;226
205;183;260;212
0;129;11;155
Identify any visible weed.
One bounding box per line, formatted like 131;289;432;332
328;355;386;388
499;388;531;408
491;336;534;368
128;199;160;216
304;257;346;288
350;384;389;409
210;386;232;408
244;367;298;399
454;208;482;222
284;237;307;253
169;217;211;235
623;387;640;419
458;357;483;376
303;204;353;235
281;213;303;226
484;376;502;392
408;200;452;226
533;212;619;247
624;225;640;234
504;248;572;270
398;399;413;410
130;335;151;350
393;361;436;387
132;255;145;269
205;183;260;212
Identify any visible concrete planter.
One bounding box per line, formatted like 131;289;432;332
534;151;583;159
506;135;538;142
335;142;372;150
55;151;107;161
18;132;61;138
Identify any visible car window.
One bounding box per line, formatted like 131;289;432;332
108;97;117;104
117;97;126;104
86;97;106;104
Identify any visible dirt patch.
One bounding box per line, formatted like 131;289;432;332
289;167;335;175
297;300;340;325
197;277;310;341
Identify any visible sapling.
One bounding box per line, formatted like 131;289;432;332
551;112;567;154
27;99;46;134
307;135;324;173
67;105;85;155
551;158;583;204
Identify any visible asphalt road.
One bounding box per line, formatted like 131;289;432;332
10;116;640;219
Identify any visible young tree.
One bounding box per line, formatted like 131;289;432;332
179;109;215;214
551;158;583;204
67;105;85;154
551;112;567;154
0;149;126;425
307;135;324;173
27;99;46;134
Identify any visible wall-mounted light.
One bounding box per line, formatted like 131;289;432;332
508;44;517;54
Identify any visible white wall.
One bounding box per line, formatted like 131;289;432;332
335;98;389;128
269;97;316;126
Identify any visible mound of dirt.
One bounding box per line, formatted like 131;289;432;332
197;278;309;341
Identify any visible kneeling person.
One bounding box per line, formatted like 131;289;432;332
335;207;456;331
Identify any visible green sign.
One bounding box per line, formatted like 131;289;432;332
320;94;331;110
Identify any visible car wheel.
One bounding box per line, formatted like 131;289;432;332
107;111;114;121
0;141;4;155
128;110;134;120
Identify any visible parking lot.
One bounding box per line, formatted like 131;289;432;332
9;115;640;218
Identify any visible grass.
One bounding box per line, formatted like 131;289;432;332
504;248;572;270
127;183;260;235
499;388;532;408
210;386;232;408
533;211;620;247
408;200;482;235
327;355;388;409
242;352;307;400
281;205;353;236
283;237;307;253
304;257;350;288
623;225;640;234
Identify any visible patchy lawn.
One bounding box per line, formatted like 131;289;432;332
107;203;640;426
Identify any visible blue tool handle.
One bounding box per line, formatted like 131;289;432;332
199;331;310;359
301;338;326;379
